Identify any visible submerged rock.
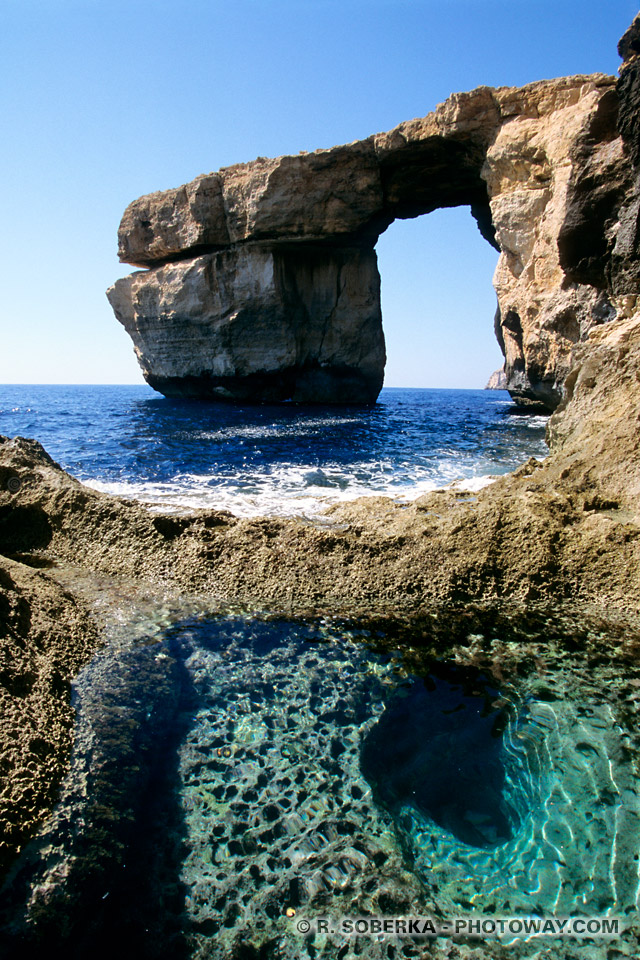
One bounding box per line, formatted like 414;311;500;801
361;668;515;849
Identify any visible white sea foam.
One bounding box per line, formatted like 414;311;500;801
195;417;361;442
506;413;549;429
84;461;503;521
0;385;551;524
448;474;497;492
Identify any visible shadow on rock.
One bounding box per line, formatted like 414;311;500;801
0;504;53;556
0;629;203;960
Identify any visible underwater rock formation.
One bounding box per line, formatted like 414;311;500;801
109;72;631;409
3;14;640;919
360;669;515;848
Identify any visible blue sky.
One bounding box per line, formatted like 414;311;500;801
1;0;637;388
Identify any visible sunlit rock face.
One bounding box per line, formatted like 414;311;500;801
109;72;631;409
108;245;384;404
487;78;624;409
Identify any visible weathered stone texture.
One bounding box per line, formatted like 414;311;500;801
110;69;635;410
109;245;384;403
484;77;625;408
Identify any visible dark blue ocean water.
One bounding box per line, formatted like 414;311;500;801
5;386;639;960
0;385;548;517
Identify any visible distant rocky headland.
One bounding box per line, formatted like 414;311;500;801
2;16;640;948
109;52;633;410
485;368;507;390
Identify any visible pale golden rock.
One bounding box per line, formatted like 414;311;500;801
117;173;229;267
484;75;623;408
218;141;384;245
107;244;385;403
111;73;630;409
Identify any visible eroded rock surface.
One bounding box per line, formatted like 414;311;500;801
0;554;98;877
3;14;640;908
109;245;384;403
110;72;634;409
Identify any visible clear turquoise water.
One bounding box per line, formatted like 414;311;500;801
3;615;639;960
1;385;635;958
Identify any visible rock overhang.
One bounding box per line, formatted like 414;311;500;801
109;72;627;410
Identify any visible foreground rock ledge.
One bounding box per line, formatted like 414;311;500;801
109;70;632;409
2;10;640;912
2;301;640;879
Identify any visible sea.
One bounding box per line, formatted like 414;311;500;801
0;384;549;517
3;384;640;960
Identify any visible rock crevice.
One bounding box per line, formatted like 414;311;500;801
6;12;640;892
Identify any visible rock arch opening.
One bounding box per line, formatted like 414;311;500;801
108;74;622;412
375;207;502;388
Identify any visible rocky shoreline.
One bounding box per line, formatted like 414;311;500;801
1;14;640;953
2;299;640;883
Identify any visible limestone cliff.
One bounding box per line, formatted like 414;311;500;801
108;245;384;403
4;13;640;901
484;367;507;390
109;73;630;409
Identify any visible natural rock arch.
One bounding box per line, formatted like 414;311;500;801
108;73;625;411
373;205;502;388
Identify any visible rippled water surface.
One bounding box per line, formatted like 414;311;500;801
0;385;548;516
3;385;632;958
3;616;639;959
